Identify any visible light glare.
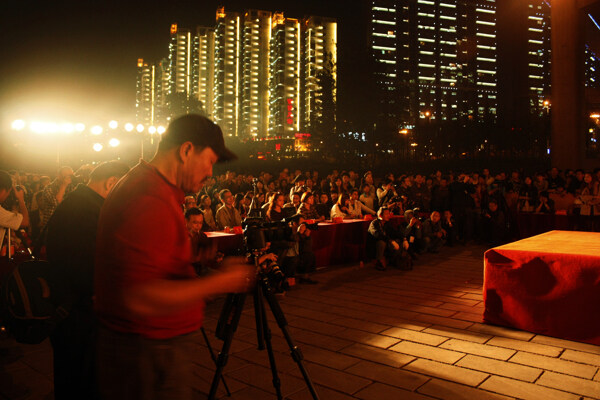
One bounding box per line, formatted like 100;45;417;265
148;126;157;134
157;126;166;134
136;124;144;133
12;120;26;130
109;138;120;147
91;125;103;135
75;123;85;132
109;120;118;129
61;123;75;134
93;143;103;152
125;123;134;132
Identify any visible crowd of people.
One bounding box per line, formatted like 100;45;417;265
2;113;600;399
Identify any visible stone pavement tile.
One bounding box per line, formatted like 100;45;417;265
560;349;600;367
0;366;53;400
214;385;272;400
193;345;249;373
451;311;483;323
456;354;542;382
531;335;600;355
287;328;354;351
287;316;348;336
233;347;300;374
335;328;400;349
380;327;448;346
594;369;600;382
280;304;336;323
417;378;514;400
404;358;489;387
439;339;516;360
226;364;308;397
407;305;458;318
287;384;357;400
414;314;474;330
486;336;563;357
354;382;435;400
376;317;431;331
479;375;581;400
340;343;415;368
345;360;429;391
192;363;248;397
509;351;597;379
438;301;484;313
288;361;372;395
422;325;492;344
460;292;483;301
467;323;536;341
297;344;361;371
537;371;600;399
329;316;390;334
389;341;465;364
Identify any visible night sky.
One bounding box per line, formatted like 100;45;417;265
0;0;355;125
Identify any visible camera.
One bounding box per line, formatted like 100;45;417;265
301;221;319;231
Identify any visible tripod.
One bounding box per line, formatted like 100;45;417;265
208;255;320;400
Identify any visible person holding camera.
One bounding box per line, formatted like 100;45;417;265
422;211;446;253
94;115;254;400
368;207;410;271
0;170;30;251
38;166;74;229
297;217;318;284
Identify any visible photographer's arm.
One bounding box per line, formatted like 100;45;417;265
123;257;254;318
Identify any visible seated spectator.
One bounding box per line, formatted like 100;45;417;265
403;209;423;258
481;199;509;245
331;193;351;220
266;192;286;222
298;192;324;221
348;189;375;219
518;176;537;212
368;207;410;271
422;211;445;253
290;175;307;199
579;173;600;216
441;210;457;247
550;186;575;214
215;189;242;230
315;193;332;219
199;194;217;231
536;191;555;214
183;195;197;211
283;192;301;213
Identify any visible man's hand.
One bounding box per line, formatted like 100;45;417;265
390;240;400;251
220;257;256;293
13;186;25;202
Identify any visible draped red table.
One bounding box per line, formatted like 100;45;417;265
205;216;406;268
483;230;600;345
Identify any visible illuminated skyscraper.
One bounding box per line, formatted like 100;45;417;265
135;59;156;125
370;0;498;126
269;13;301;137
241;10;272;137
168;24;199;98
302;16;337;133
525;0;551;115
196;27;215;118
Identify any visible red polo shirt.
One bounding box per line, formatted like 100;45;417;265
94;161;203;339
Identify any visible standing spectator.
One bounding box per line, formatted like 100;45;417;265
481;199;509;245
183;195;197;211
46;161;129;400
0;170;29;249
38;166;74;229
441;210;457;246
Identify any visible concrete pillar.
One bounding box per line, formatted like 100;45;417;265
550;0;585;169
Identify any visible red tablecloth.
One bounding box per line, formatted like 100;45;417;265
484;230;600;345
516;213;600;238
205;216;406;268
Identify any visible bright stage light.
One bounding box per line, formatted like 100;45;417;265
148;126;157;134
11;120;26;131
125;123;134;132
91;125;103;135
93;143;103;152
75;123;85;132
109;138;120;147
136;124;144;133
61;123;75;134
30;122;59;134
109;120;118;129
157;126;166;134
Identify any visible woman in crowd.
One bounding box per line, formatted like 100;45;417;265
331;193;351;220
199;194;217;231
266;192;286;222
298;192;324;221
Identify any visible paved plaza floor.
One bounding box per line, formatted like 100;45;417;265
1;245;599;399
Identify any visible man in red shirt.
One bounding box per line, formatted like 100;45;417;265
94;114;253;399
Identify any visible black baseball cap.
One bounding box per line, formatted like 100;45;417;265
160;114;237;162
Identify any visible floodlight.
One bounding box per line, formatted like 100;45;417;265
11;120;26;131
109;138;120;147
148;126;157;134
157;126;166;134
93;143;103;152
125;123;134;132
136;124;144;133
109;120;118;129
91;125;103;135
75;123;85;132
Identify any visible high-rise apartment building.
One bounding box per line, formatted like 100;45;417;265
269;13;301;137
370;0;498;127
241;10;272;137
196;27;215;118
135;59;157;126
526;0;551;115
302;16;337;133
168;24;199;98
214;7;242;136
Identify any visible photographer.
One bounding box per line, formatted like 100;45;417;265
368;207;410;271
297;217;318;284
0;170;30;249
403;209;424;258
94;115;254;400
377;178;398;208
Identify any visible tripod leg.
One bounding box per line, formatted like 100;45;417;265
208;293;247;400
260;278;320;400
201;327;231;397
257;295;283;400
